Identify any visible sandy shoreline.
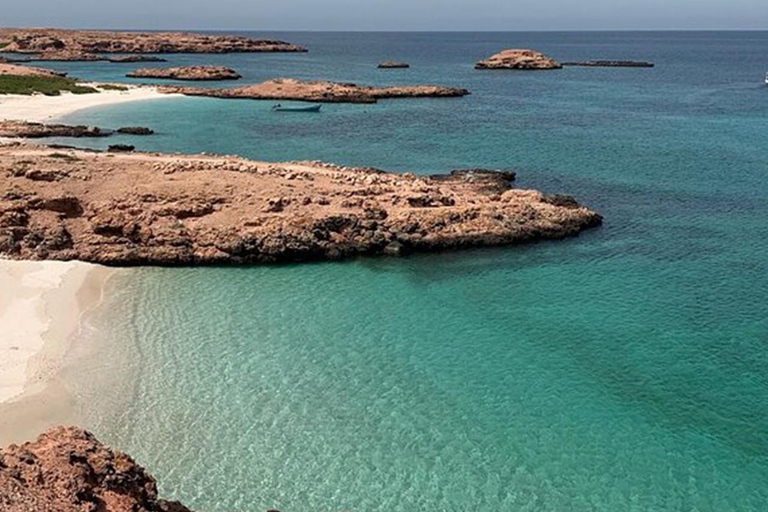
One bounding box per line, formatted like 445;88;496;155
0;260;114;443
0;85;178;123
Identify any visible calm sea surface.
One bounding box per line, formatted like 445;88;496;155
37;31;768;510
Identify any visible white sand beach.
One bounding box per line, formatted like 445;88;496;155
0;260;112;404
0;85;177;123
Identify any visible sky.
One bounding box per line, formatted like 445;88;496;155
3;0;768;31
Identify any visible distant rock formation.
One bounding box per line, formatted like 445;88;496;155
378;62;410;69
0;28;307;54
0;144;601;265
157;78;469;104
562;60;655;68
475;49;562;70
0;426;193;512
127;65;243;81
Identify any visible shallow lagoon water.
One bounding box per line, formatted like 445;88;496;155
48;31;768;510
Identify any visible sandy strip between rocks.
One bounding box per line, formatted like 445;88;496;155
0;85;179;123
0;260;115;443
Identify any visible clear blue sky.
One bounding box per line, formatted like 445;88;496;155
4;0;768;31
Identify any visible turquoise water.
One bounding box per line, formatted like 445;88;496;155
50;32;768;510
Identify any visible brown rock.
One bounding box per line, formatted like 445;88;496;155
475;49;562;70
0;426;193;512
0;121;109;139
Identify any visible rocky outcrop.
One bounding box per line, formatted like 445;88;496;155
475;49;562;70
0;121;155;139
0;144;601;265
0;28;307;54
378;62;410;69
0;121;109;138
127;65;242;81
0;426;193;512
562;60;654;68
116;127;155;135
157;78;469;104
108;55;168;63
23;50;106;61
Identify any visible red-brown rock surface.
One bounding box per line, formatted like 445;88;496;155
127;65;242;81
158;78;469;104
475;49;562;70
0;426;192;512
0;144;601;265
0;28;307;54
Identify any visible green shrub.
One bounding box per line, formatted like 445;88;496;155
0;75;99;96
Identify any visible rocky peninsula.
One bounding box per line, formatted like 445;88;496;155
0;143;601;265
475;49;562;70
127;65;242;81
157;78;469;104
0;426;193;512
0;28;307;57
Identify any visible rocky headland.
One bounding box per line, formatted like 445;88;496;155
378;62;410;68
0;28;307;56
0;143;601;265
475;49;562;70
0;426;192;512
157;78;469;104
127;65;243;81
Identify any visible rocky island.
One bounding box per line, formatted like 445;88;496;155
127;65;243;81
157;78;469;103
0;28;307;61
0;143;601;265
378;61;410;68
475;49;562;70
0;426;193;512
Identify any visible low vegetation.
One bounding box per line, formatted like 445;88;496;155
98;83;129;91
0;75;99;96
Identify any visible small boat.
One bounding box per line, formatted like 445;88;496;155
271;104;322;112
765;72;768;85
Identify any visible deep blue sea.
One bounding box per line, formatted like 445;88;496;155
34;31;768;510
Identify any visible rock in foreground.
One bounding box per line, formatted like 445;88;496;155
0;144;601;265
0;28;307;53
0;426;192;512
128;65;242;81
158;78;469;104
475;49;562;70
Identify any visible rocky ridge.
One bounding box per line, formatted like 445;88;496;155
0;144;601;265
